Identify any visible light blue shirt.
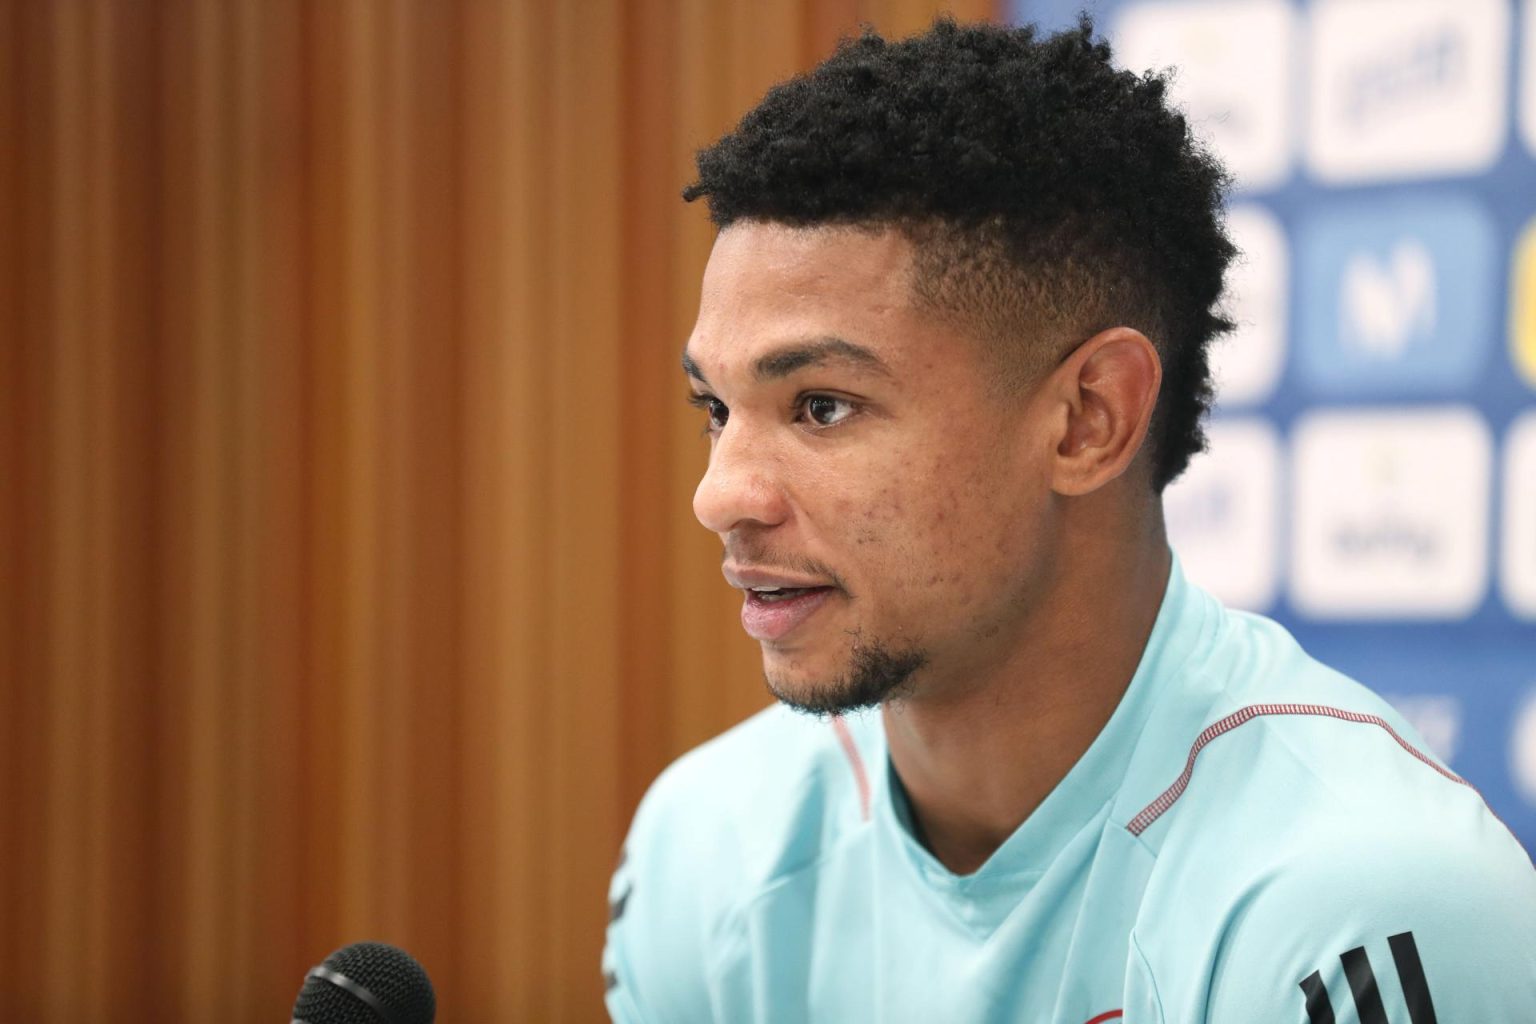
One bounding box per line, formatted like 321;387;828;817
604;558;1536;1022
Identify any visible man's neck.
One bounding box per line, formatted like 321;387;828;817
881;508;1172;876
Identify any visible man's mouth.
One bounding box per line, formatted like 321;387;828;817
741;586;836;641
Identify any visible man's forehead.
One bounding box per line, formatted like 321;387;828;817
701;222;916;303
687;223;931;379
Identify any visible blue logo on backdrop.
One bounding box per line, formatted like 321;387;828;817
1296;194;1496;396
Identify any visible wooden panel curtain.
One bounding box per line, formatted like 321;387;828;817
0;0;995;1019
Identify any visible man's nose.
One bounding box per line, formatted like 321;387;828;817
692;423;790;535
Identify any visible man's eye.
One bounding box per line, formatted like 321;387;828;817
802;395;856;428
687;392;728;433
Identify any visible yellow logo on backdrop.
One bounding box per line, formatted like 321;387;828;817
1514;218;1536;389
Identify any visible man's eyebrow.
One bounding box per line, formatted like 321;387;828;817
681;349;709;385
681;337;892;386
754;337;892;380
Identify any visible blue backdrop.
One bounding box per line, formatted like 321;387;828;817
1013;0;1536;849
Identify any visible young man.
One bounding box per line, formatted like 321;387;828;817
604;19;1536;1023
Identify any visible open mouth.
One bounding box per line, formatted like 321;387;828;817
748;585;833;604
741;585;837;641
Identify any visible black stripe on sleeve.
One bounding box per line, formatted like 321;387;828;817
609;885;631;924
1389;931;1439;1024
1340;946;1389;1024
1299;970;1336;1024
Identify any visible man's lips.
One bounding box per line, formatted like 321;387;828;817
722;564;836;591
739;586;836;642
722;563;841;642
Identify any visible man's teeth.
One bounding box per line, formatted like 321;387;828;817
750;585;812;602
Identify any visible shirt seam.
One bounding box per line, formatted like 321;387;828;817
1129;930;1168;1024
731;821;876;916
1107;593;1225;838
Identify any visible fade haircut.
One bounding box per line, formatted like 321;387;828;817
682;17;1236;490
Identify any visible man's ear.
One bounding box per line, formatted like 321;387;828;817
1045;326;1162;497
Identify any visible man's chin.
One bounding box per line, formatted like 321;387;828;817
761;643;927;718
760;656;849;717
763;675;869;718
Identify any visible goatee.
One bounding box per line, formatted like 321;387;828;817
769;634;927;717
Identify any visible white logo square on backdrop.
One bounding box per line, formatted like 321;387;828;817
1114;0;1296;192
1307;0;1511;183
1166;418;1282;610
1291;407;1492;618
1212;204;1289;408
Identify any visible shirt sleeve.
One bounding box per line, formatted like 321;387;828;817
602;764;730;1024
1195;812;1536;1023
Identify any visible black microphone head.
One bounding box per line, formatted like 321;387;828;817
291;941;436;1024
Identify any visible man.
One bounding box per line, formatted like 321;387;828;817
604;18;1536;1023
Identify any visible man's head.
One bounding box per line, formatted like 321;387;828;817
680;19;1234;715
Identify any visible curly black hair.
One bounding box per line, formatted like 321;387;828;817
682;16;1235;491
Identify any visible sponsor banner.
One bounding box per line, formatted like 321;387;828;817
1166;418;1282;610
1306;0;1510;183
1297;195;1496;397
1114;0;1296;191
1291;407;1492;618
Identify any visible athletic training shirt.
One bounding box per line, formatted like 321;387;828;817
603;557;1536;1022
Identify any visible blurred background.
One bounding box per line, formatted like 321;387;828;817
1;0;1532;1020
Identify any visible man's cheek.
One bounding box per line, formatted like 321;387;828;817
831;479;907;532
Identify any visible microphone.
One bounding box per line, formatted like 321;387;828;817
291;941;436;1024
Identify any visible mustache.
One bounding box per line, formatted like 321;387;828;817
720;545;850;593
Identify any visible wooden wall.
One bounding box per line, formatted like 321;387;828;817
0;0;995;1019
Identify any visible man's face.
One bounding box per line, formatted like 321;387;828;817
684;223;1061;715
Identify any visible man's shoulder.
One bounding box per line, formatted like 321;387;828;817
1129;606;1536;1017
1136;764;1536;1018
1135;605;1475;837
1139;606;1521;872
604;705;875;1021
624;703;873;893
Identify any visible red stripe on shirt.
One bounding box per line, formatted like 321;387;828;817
1126;703;1471;836
831;714;872;822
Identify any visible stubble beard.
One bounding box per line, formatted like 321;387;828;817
765;630;929;717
